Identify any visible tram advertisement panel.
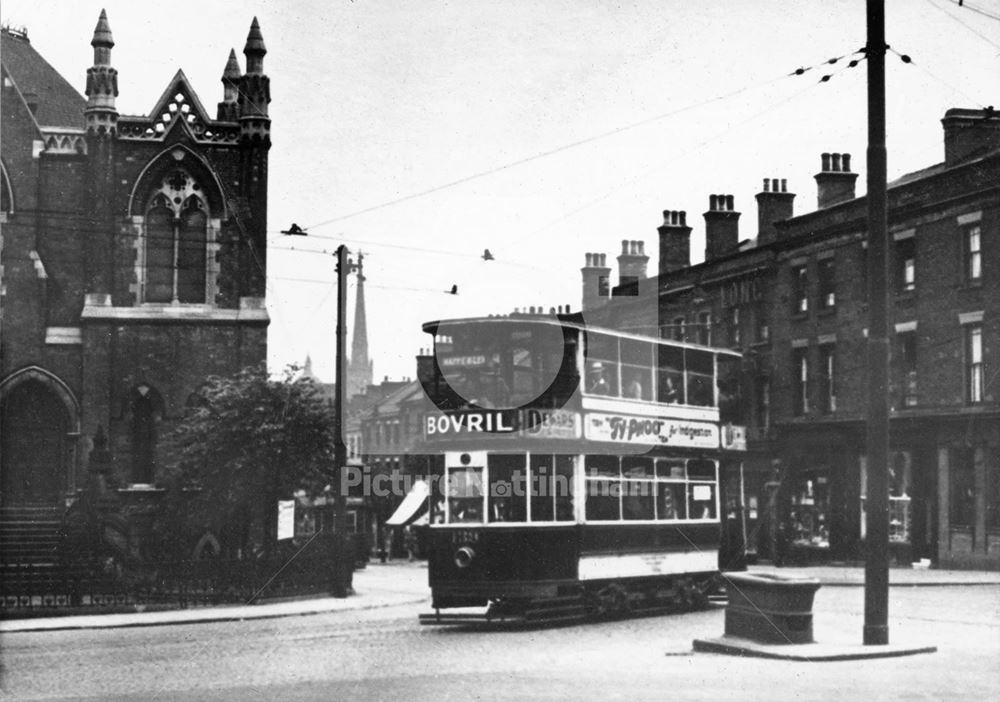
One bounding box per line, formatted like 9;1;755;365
424;408;581;440
584;412;719;449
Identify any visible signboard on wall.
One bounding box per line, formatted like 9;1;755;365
277;500;295;540
584;412;719;448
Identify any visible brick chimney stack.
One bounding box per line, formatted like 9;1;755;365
657;210;691;276
581;252;611;311
942;107;1000;167
755;177;795;246
616;239;649;289
814;152;858;209
703;194;740;261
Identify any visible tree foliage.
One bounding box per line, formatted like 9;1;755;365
157;364;336;558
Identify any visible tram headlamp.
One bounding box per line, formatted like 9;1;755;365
454;546;476;569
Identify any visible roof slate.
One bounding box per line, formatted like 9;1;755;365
1;30;86;128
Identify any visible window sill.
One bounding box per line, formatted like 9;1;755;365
816;307;836;317
790;312;809;322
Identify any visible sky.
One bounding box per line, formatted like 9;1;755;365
3;0;998;383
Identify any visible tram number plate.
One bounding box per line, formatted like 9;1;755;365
451;530;480;544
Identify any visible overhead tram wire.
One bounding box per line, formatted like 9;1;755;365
298;51;866;233
270;48;868;276
887;46;991;108
924;0;1000;50
504;56;866;248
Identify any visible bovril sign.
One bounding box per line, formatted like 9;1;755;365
425;409;581;439
585;412;719;448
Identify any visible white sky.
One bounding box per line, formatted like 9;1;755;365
3;0;998;383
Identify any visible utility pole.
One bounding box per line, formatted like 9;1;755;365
864;0;890;646
333;244;354;597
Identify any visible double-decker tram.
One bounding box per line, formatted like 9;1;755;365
414;312;747;625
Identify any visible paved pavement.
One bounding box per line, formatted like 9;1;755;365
2;559;997;633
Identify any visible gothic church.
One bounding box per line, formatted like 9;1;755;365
0;12;270;518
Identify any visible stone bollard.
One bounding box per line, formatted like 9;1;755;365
722;572;821;644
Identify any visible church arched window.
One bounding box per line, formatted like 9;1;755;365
143;170;208;303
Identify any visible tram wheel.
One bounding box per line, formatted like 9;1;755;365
593;582;631;618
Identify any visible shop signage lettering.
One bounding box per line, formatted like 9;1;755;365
585;412;719;448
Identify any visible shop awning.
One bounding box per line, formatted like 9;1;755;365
386;480;429;526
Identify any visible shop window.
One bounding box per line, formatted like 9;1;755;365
792;265;809;314
988;457;1000;531
818;344;836;413
964;225;982;285
896;237;916;294
949;448;975;529
965;324;983;404
818;257;836;310
792;347;809;416
789;472;829;549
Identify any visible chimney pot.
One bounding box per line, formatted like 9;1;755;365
763;178;770;192
726;194;734;211
781;178;787;192
842;154;851;172
821;152;831;171
831;153;842;172
709;194;718;211
621;239;629;254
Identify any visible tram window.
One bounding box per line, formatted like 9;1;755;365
657;483;687;520
586;454;620;478
622;456;654;479
656;459;686;480
688;483;717;519
685;349;715;407
585;333;620;396
447;466;484;523
622;480;655;520
428;457;446;524
657;346;685;404
687;459;717;480
586;478;621;521
488;454;527;522
530;454;555;521
620;338;653;401
554;455;575;521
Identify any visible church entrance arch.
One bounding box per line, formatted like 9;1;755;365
0;368;79;506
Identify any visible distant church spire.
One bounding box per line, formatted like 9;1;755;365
347;253;373;399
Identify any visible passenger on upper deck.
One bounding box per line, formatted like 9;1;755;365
587;362;610;395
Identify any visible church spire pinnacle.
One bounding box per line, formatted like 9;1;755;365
238;17;270;141
217;49;241;121
85;9;118;134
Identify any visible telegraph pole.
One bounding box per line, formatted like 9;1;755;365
333;244;354;597
864;0;890;646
